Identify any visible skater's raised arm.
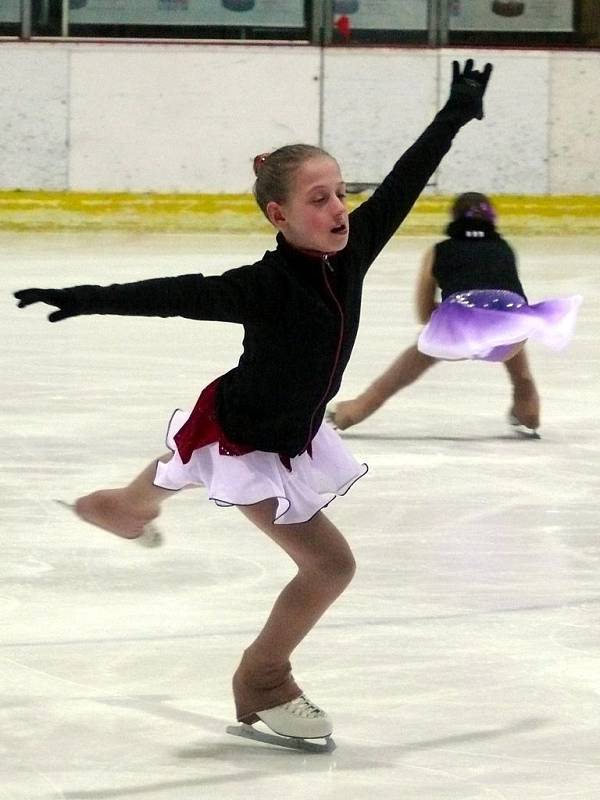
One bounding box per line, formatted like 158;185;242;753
350;59;493;267
415;247;438;324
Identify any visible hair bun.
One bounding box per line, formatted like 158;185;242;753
253;153;270;176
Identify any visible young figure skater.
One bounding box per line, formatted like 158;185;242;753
329;192;582;437
14;60;492;750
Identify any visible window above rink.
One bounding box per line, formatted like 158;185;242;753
445;0;591;48
3;0;599;48
65;0;308;41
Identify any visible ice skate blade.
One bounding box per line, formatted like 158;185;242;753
226;724;336;753
508;415;541;439
54;499;163;547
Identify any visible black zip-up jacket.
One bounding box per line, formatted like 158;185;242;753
27;99;477;456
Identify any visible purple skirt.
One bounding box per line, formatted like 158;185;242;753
418;290;582;362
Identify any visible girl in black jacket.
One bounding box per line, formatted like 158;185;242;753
329;193;581;438
14;60;491;749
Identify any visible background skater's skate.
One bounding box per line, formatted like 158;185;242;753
508;413;541;439
226;694;336;753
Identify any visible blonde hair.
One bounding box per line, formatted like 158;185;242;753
253;144;333;219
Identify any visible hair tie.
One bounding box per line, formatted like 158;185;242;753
465;202;496;225
253;153;270;176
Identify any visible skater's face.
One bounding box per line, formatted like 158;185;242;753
266;156;349;254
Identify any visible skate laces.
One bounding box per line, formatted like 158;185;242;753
284;694;325;719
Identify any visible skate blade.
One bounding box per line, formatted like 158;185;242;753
508;415;541;439
226;724;336;753
54;499;163;547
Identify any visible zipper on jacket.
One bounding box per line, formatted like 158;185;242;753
301;255;344;453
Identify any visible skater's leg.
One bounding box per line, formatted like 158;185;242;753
331;344;437;430
233;500;355;721
241;501;355;657
504;347;541;431
75;453;175;540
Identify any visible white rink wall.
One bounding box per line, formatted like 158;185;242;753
0;42;598;194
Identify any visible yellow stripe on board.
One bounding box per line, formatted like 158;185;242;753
0;192;598;235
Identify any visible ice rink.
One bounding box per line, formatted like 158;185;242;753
2;230;599;800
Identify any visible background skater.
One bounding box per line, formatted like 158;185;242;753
329;193;581;438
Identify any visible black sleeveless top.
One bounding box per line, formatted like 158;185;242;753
432;219;526;302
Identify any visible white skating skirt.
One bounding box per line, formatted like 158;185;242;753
154;409;368;525
418;290;582;362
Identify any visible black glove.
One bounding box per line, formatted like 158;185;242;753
14;287;81;322
447;58;493;121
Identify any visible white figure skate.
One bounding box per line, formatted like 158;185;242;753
226;694;335;753
508;413;541;439
54;499;163;547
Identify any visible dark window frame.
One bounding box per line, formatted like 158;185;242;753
1;0;598;49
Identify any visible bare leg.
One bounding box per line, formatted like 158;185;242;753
331;344;437;430
74;453;174;540
232;500;356;722
504;347;541;430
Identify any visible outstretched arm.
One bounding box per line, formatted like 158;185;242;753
14;275;236;323
14;264;268;325
350;59;493;266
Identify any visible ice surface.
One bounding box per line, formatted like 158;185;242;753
2;231;599;799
